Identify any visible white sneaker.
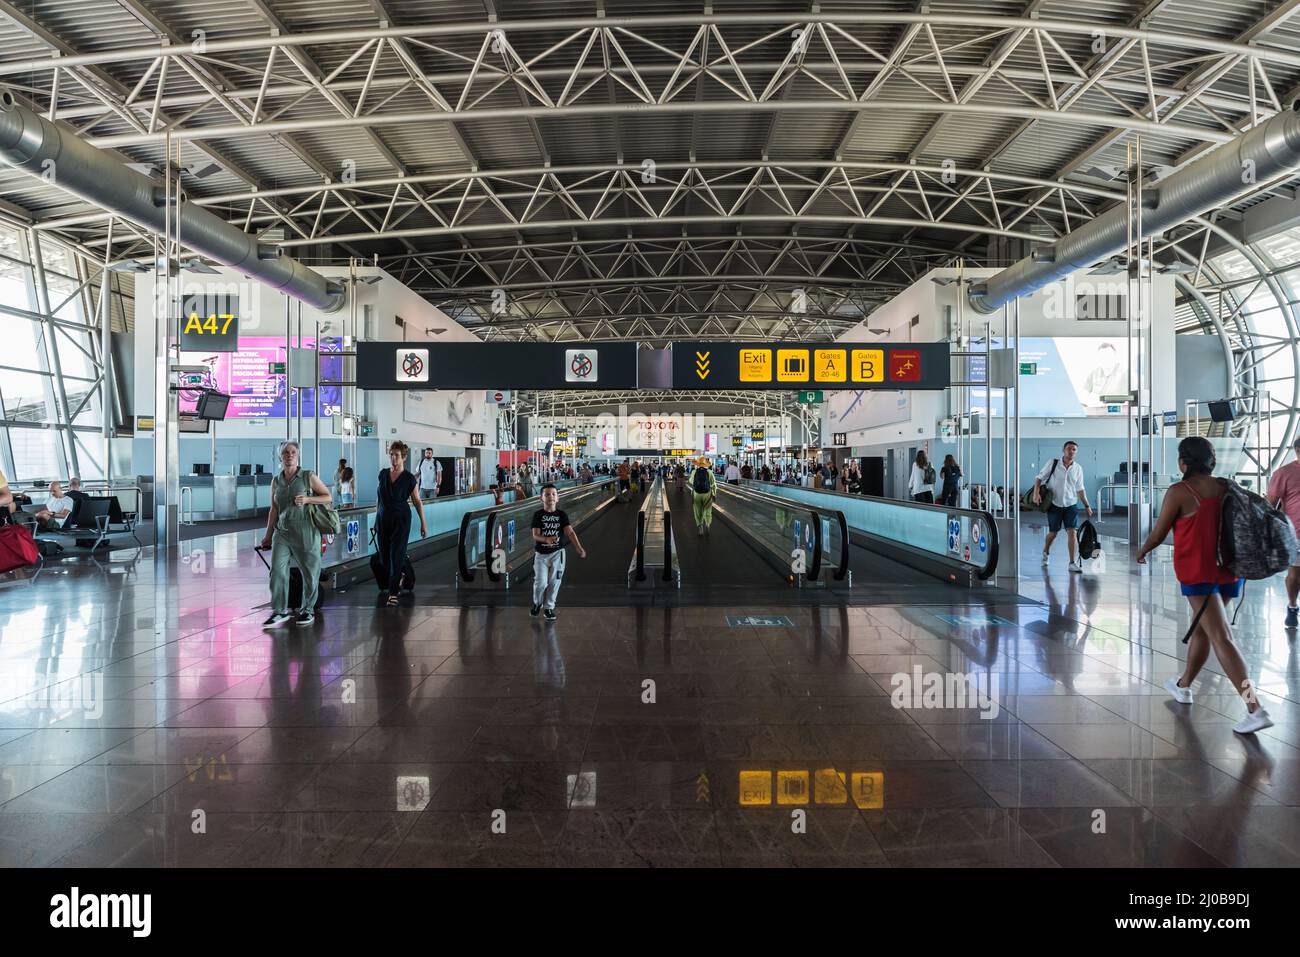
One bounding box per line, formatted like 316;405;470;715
1233;709;1274;735
1068;559;1083;573
1163;676;1193;704
1040;552;1050;567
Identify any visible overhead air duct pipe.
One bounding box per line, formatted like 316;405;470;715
0;89;345;313
968;101;1300;314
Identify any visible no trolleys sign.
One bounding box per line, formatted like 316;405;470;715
676;341;950;391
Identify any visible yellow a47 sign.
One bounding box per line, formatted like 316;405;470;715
179;311;239;351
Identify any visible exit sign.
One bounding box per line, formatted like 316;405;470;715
268;362;286;375
798;390;824;403
1019;362;1037;376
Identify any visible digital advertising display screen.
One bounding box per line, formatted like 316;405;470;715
969;337;1135;418
179;336;343;419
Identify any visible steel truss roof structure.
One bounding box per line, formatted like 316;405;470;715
3;1;1300;465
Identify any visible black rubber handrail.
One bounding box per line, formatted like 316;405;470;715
662;504;674;582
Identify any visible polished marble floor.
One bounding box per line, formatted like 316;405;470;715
0;522;1297;867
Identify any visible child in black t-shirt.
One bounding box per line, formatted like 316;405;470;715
530;483;586;620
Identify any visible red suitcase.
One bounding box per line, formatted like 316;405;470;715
0;523;39;573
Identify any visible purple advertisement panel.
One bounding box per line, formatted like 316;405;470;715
179;336;342;419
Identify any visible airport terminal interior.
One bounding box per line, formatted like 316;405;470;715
2;0;1300;872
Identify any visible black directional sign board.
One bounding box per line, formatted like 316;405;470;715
357;341;637;390
676;341;951;391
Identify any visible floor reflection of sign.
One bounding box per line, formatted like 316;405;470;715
793;519;802;549
739;770;772;806
851;772;884;809
565;349;597;383
507;519;516;552
814;768;848;805
346;519;359;554
396;775;430;812
396;348;428;383
776;770;810;805
935;613;1017;627
947;518;961;555
727;615;794;627
566;771;597;807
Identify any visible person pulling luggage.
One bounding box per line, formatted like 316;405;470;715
260;440;334;628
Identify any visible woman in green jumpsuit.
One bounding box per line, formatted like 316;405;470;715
690;455;717;536
260;441;334;628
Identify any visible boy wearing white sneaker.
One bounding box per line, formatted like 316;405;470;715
1136;437;1273;735
1032;441;1093;573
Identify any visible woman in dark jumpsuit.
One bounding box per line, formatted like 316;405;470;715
376;441;427;605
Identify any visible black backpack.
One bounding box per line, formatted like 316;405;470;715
692;467;712;493
1077;519;1100;560
1217;478;1297;580
923;465;936;485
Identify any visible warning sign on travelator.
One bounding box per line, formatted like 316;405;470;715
672;342;949;391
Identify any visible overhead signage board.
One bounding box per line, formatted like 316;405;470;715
178;294;239;352
749;428;766;441
668;448;696;457
675;342;950;391
357;342;637;390
731;435;745;447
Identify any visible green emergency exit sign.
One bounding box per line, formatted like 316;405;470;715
1019;362;1037;376
268;362;286;375
798;390;824;403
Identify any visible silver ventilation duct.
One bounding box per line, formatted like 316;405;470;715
968;102;1300;314
0;90;345;313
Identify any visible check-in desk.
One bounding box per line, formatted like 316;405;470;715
179;473;273;522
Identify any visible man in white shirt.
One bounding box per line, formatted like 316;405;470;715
34;480;74;529
724;459;741;485
415;448;442;501
1032;440;1094;572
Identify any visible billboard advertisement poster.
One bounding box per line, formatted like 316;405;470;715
179;335;342;419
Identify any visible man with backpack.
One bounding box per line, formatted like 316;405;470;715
1267;436;1300;627
1032;440;1094;573
691;456;717;536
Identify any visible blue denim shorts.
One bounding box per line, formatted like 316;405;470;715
1180;579;1242;598
1047;504;1079;532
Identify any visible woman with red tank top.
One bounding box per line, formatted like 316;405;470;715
1135;436;1272;734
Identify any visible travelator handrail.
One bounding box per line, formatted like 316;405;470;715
458;478;615;584
712;481;850;584
631;476;678;586
742;480;999;583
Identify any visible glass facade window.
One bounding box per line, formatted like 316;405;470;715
0;227;117;483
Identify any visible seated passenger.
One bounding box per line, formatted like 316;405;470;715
34;481;74;530
66;477;89;508
0;465;12;516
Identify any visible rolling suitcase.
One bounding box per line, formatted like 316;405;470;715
369;552;415;591
253;545;326;610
